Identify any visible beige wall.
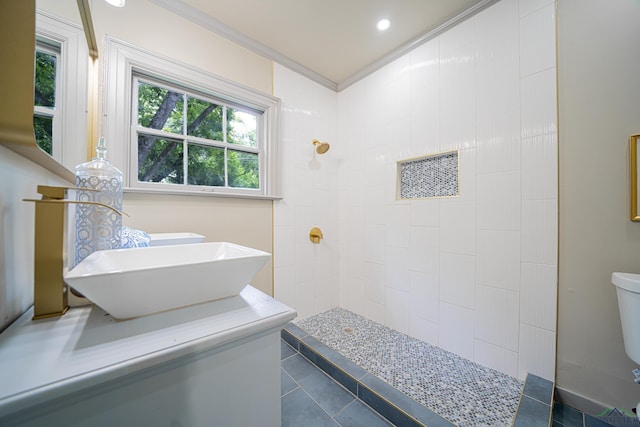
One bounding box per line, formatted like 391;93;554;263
557;0;640;410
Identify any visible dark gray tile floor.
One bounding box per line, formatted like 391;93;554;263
552;402;620;427
281;339;393;427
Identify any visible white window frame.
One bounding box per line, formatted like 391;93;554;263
33;41;62;158
104;37;281;199
35;11;89;170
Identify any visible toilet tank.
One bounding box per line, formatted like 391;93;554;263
612;272;640;365
148;232;205;246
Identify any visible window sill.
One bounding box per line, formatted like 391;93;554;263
124;186;282;201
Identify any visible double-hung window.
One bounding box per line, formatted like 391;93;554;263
105;38;280;198
134;76;261;190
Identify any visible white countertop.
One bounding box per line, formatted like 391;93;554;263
0;285;296;417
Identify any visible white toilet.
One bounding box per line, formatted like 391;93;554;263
612;272;640;418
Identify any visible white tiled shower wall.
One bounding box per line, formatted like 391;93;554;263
274;0;557;381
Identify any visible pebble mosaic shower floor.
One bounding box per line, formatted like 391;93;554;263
296;308;524;427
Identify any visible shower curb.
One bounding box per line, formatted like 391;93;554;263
282;323;553;427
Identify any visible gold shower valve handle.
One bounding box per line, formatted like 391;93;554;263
309;227;323;244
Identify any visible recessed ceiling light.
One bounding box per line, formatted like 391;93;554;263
105;0;125;7
377;19;390;31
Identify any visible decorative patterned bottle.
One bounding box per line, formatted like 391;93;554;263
74;137;123;267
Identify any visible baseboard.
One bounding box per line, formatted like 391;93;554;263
554;386;613;416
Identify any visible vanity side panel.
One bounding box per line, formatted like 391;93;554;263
1;332;281;427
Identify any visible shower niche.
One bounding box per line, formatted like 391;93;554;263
396;150;459;200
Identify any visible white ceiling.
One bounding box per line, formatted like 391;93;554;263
150;0;497;91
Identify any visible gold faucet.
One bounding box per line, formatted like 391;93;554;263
23;185;122;320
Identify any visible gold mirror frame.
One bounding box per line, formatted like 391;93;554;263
631;134;640;221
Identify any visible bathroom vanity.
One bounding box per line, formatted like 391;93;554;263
0;285;296;427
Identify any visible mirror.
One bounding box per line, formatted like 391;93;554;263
0;0;94;182
631;134;640;221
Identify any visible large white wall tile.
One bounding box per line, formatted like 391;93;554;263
474;339;519;378
364;146;387;190
520;262;557;331
518;323;556;380
410;315;439;346
410;226;439;274
385;287;411;334
385;246;410;292
386;72;411;125
365;299;385;324
410;200;440;227
521;133;558;200
364;224;385;264
458;148;477;202
439;252;475;309
521;68;557;138
274;265;295;309
364;261;385;304
521;199;558;265
364;187;386;225
385;205;410;248
477;172;521;230
410;40;440;155
475;285;520;351
439;201;476;254
476;0;519;177
520;2;556;77
295;280;315;320
439;302;475;360
476;133;520;176
476;230;521;291
410;270;439;324
519;0;554;18
341;276;365;317
274;225;296;268
439;20;476;150
386;118;411;162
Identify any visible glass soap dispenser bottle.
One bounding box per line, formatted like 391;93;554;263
73;137;123;267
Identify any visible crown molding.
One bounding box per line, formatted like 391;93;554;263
149;0;338;91
150;0;500;93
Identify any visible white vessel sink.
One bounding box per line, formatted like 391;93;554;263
64;242;271;319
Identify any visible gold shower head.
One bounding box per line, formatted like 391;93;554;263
313;139;330;154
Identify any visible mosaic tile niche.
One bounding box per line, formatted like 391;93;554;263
398;150;459;199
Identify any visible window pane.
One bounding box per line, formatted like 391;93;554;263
137;81;183;134
187;143;225;186
34;50;56;108
227;110;257;148
34;115;53;155
228;149;259;189
138;135;184;184
186;96;223;141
